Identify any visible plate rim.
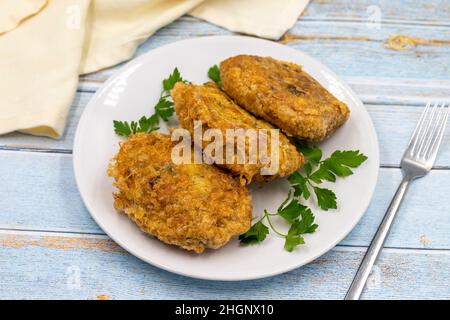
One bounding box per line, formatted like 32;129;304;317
73;35;380;281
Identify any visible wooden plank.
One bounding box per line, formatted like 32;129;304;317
342;77;450;106
0;231;449;299
341;168;450;250
78;16;450;83
369;104;450;168
281;22;450;81
0;152;102;234
1;150;449;250
1;94;449;168
302;0;450;25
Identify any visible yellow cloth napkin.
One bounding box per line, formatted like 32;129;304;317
0;0;309;139
0;0;47;34
190;0;309;40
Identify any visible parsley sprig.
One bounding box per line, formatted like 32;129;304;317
240;142;367;252
290;143;367;210
113;68;188;137
239;190;318;252
113;115;159;137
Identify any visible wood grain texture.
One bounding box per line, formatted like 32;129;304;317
0;232;449;300
1;0;450;299
300;0;450;25
0;152;102;234
80;17;450;83
0;150;449;250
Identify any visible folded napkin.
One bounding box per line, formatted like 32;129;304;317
0;0;309;139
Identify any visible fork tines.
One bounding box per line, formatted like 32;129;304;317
407;102;449;161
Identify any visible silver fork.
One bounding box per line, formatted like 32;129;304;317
345;101;449;300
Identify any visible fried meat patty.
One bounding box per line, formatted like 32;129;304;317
108;133;252;253
172;82;304;184
220;55;350;141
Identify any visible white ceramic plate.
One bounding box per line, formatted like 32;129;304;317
73;36;379;281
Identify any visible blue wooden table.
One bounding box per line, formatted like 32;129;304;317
1;0;450;300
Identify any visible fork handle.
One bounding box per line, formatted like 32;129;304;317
344;178;411;300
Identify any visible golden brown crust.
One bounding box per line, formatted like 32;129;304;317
220;55;350;142
108;133;252;253
172;82;304;184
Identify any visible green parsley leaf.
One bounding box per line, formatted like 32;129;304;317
130;121;138;133
288;172;310;199
278;197;309;224
207;65;221;87
242;143;366;252
155;98;175;121
276;190;294;214
113;120;132;137
287;171;303;185
137;115;159;133
284;235;305;252
313;187;337;211
323;159;353;177
288;208;318;235
112;116;159;138
305;162;313;176
239;220;269;245
162;67;184;92
284;209;317;251
309;164;336;183
138;114;159;133
308;150;367;183
330;150;368;168
295;142;322;164
300;210;318;233
240;187;319;251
